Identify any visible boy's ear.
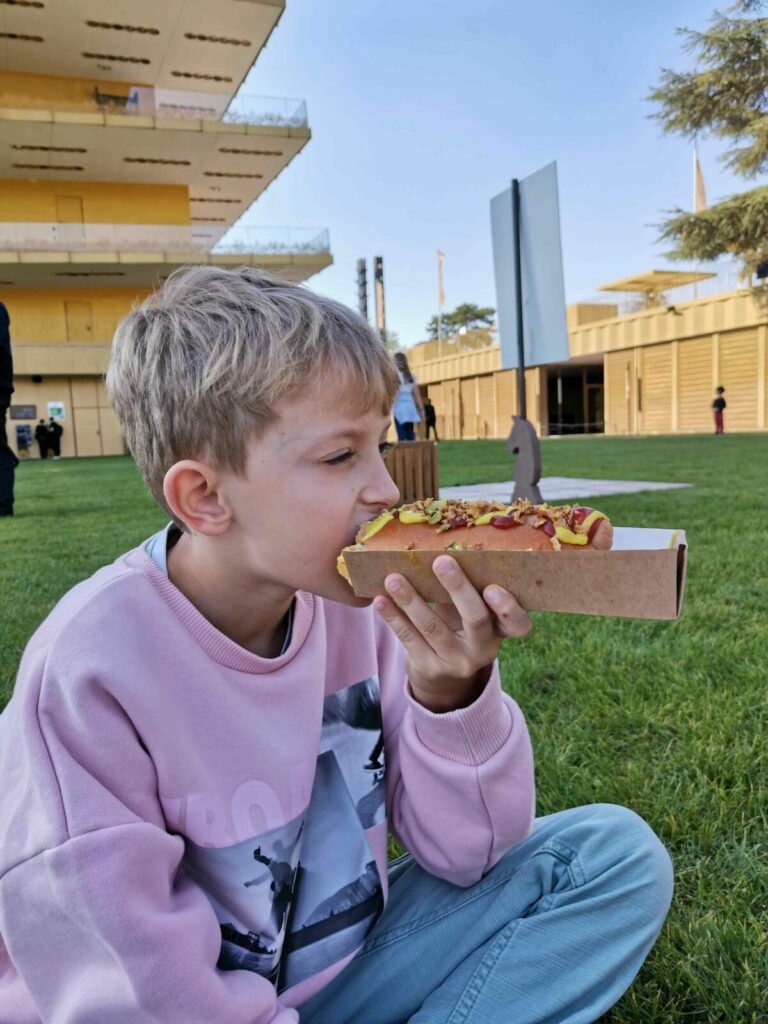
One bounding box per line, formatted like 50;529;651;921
163;460;232;535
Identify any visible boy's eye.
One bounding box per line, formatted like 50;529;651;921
324;442;393;466
325;450;353;465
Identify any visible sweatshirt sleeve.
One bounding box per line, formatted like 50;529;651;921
379;634;535;888
0;652;297;1024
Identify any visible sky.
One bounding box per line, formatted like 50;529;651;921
239;0;745;348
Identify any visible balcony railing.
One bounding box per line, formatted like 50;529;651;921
212;225;330;255
0;223;330;257
0;87;308;129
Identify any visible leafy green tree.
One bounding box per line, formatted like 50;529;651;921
425;303;495;340
649;0;768;274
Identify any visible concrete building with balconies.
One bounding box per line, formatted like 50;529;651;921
1;0;332;457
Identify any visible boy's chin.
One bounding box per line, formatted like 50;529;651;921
314;573;373;608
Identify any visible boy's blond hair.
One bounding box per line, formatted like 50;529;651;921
106;265;400;522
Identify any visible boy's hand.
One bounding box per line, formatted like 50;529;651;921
373;555;532;713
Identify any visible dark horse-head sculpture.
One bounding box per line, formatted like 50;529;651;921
506;415;543;504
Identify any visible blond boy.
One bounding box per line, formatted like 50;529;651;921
0;267;672;1023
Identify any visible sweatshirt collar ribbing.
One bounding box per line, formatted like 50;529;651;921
129;546;316;673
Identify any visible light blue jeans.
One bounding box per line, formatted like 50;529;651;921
300;804;673;1024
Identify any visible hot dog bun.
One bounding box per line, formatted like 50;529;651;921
338;498;612;580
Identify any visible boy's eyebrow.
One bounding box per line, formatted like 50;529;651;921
314;423;391;443
275;422;390;453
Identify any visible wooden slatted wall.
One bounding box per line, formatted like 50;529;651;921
493;370;518;439
640;344;672;434
719;331;759;430
605;350;635;434
460;378;478;438
477;376;495;437
441;379;462;439
677;339;712;432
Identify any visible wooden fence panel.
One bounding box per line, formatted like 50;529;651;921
385;441;440;503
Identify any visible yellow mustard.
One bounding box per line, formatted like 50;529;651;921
555;526;588;545
358;511;394;541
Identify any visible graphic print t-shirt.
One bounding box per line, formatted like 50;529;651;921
182;675;386;993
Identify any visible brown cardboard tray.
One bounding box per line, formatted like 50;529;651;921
343;527;688;621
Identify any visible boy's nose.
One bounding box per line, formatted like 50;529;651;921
366;455;400;509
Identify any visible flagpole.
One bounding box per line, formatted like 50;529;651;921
437;250;444;358
693;138;698;299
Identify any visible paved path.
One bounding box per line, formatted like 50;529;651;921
439;477;693;503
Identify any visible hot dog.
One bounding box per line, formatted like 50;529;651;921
338;498;612;580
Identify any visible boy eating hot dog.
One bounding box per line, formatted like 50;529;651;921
0;266;672;1023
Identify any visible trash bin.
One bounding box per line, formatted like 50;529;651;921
384;440;439;504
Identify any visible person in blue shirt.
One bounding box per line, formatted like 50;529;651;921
392;352;424;441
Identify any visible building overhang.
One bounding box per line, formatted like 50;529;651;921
0;249;333;287
0;109;309;234
598;269;716;296
0;0;284;98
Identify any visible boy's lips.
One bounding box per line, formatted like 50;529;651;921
348;524;365;545
348;510;389;546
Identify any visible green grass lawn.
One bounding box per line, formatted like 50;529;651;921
1;433;767;1022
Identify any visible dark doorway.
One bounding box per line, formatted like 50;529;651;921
547;365;604;435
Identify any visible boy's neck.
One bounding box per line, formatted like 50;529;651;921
166;531;294;659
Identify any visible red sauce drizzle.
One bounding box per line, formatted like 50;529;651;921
445;515;468;530
565;506;604;543
489;515;520;529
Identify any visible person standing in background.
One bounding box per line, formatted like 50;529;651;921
712;386;726;435
423;397;439;441
0;301;16;517
392;352;424;441
34;419;49;460
47;417;63;459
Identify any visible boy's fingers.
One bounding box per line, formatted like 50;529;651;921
483;586;533;638
381;574;459;655
373;593;437;663
431;557;496;641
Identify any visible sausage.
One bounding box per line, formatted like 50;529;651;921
339;499;613;582
361;515;612;552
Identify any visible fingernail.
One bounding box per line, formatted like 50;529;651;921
386;576;402;593
434;558;455;577
485;586;504;604
373;597;388;614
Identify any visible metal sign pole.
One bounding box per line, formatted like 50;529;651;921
511;178;527;420
507;178;541;503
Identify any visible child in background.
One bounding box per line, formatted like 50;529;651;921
712;386;726;435
0;267;672;1024
423;397;439;441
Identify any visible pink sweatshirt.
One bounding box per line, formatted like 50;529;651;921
0;544;535;1023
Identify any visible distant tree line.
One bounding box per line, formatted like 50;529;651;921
425;303;495;341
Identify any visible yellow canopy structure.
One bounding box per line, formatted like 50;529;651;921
597;269;715;306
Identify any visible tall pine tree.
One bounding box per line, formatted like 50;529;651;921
649;0;768;275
